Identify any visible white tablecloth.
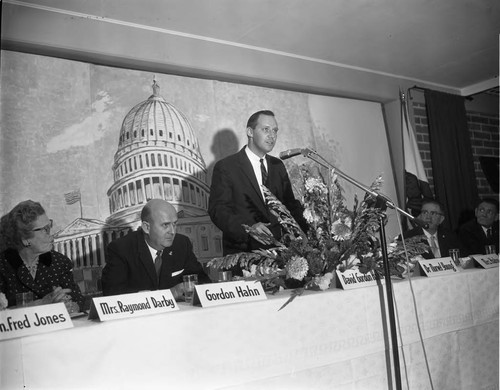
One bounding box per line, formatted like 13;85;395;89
1;268;498;390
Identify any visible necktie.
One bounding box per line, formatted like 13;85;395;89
154;250;163;280
429;235;440;258
260;158;268;187
486;228;492;239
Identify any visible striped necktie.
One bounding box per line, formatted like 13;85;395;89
154;250;163;280
260;158;268;187
429;235;440;258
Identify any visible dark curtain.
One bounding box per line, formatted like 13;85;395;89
424;90;478;232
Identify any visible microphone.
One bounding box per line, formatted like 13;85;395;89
412;218;429;230
279;148;303;160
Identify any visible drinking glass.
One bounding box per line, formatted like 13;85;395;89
485;245;496;255
183;274;198;305
449;249;460;266
16;291;33;307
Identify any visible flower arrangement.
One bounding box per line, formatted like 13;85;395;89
208;164;428;305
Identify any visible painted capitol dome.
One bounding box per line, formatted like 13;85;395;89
106;80;209;226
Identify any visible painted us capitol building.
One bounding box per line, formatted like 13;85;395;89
52;82;223;296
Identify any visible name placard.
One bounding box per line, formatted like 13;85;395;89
471;254;499;269
0;303;72;341
415;257;458;277
195;281;267;307
336;269;382;290
88;290;178;321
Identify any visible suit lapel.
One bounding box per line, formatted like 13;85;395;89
137;235;158;287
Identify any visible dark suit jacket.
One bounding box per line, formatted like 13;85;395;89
458;219;499;255
101;230;210;296
0;249;84;308
401;226;463;259
208;147;306;254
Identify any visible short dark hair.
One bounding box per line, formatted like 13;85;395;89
246;110;275;129
0;200;45;251
477;198;499;213
422;199;444;214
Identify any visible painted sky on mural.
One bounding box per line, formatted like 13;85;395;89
1;51;398;236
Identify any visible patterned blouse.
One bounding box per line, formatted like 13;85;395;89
0;248;84;308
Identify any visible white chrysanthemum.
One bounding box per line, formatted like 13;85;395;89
317;272;334;290
0;292;8;310
331;219;352;241
285;256;309;280
304;178;328;195
303;208;320;224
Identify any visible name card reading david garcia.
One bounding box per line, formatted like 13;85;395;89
0;302;73;341
88;289;178;321
196;280;267;307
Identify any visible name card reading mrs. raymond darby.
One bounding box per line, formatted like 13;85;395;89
0;302;72;341
195;280;267;307
336;269;382;290
88;289;178;321
415;257;458;277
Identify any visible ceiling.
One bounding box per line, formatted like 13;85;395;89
2;0;500;97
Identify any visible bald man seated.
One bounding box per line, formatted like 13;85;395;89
101;199;211;298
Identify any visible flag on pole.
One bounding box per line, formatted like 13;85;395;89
401;91;433;218
64;189;81;205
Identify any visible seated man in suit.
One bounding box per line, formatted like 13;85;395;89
459;198;499;255
208;110;307;256
401;199;462;259
101;199;211;297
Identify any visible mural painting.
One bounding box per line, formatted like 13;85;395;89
1;51;398;302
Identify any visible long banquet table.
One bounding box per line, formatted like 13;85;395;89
1;267;498;390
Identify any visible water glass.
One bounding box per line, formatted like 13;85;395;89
485;245;496;255
217;271;232;282
183;274;198;305
449;249;460;266
16;291;34;307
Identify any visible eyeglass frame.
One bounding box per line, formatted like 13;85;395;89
31;219;53;234
420;210;443;217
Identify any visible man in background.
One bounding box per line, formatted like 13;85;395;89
102;199;210;297
401;199;462;259
459;198;499;255
208;110;307;256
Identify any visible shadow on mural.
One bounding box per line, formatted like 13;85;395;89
52;81;223;304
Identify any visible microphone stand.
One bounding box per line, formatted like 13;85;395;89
298;148;414;390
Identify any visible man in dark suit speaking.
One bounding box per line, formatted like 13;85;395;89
208;110;307;256
102;199;210;297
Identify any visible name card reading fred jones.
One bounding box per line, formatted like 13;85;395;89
196;281;267;307
0;302;72;341
88;289;178;321
416;257;458;277
336;269;382;290
471;254;499;269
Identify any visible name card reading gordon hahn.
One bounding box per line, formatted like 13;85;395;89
415;257;458;277
88;289;178;321
195;281;267;307
0;302;73;341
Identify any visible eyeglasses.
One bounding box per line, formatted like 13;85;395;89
32;219;53;234
420;210;443;217
478;207;495;216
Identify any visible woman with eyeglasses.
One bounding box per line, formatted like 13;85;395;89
0;200;83;311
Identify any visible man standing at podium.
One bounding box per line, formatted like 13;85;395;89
102;199;210;297
208;110;307;257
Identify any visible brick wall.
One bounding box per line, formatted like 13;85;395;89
411;101;499;201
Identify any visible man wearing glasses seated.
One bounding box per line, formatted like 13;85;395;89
459;198;499;255
401;200;462;259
